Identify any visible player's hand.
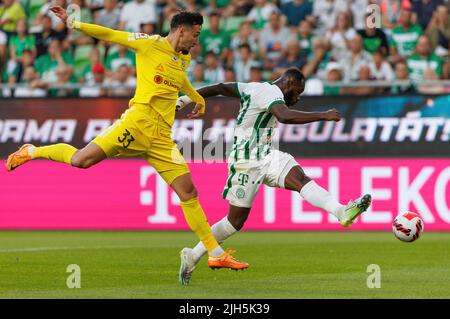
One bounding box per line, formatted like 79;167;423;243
176;95;194;111
324;108;341;122
187;103;205;119
50;5;68;24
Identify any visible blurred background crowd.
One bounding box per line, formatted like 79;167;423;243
0;0;449;97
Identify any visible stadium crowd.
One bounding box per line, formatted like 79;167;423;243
0;0;449;97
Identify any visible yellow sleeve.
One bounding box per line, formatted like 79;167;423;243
73;21;151;53
180;75;206;113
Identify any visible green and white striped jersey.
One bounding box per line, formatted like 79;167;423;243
229;82;286;161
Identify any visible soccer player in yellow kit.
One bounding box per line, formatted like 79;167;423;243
5;5;249;277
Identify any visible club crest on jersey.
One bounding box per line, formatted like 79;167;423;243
236;188;246;199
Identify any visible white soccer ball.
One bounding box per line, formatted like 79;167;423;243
392;212;424;242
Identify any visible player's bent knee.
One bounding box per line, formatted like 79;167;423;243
71;154;94;169
178;186;198;202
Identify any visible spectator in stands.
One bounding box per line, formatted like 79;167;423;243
259;11;296;70
199;11;230;64
247;0;279;30
230;20;258;64
425;5;450;57
274;40;307;74
389;8;422;62
191;63;207;88
140;21;156;35
80;63;107;97
309;0;348;36
108;63;136;96
204;51;225;83
369;49;395;81
119;0;157;32
79;46;102;83
46;64;78;96
412;0;444;30
380;0;412;30
349;0;369;30
249;65;263;82
215;0;254;18
95;0;120;29
297;20;313;57
224;67;236;82
325;10;357;62
340;34;373;82
357;12;390;56
302;38;329;79
34;38;74;83
34;0;66;33
322;62;342;95
281;0;312;28
0;0;26;36
7;47;34;84
417;67;445;94
407;35;443;82
105;45;136;74
342;65;377;95
35;14;65;57
13;65;46;97
391;61;415;93
8;19;36;69
233;43;259;82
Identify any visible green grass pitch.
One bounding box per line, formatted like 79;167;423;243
0;231;449;298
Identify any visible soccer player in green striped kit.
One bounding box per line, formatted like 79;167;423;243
176;67;372;285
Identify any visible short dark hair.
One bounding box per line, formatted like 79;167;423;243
238;43;252;51
170;11;203;30
283;67;305;84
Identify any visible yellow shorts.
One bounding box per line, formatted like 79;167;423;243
92;103;189;185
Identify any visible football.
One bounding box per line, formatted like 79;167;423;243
392;212;424;242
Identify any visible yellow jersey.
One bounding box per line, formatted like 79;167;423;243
74;22;205;127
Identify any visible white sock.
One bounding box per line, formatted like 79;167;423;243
209;246;224;257
300;180;345;220
193;216;238;259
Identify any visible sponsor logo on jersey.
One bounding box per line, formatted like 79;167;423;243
128;33;150;41
153;75;179;89
154;75;163;84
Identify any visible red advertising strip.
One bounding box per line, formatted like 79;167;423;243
0;159;449;230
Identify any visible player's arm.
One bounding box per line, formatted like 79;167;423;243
176;82;239;112
50;6;148;52
197;82;240;98
270;104;341;124
179;75;207;119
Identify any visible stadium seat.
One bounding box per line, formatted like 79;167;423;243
74;44;93;78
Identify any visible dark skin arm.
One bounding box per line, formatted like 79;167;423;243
195;82;341;125
270;104;341;124
196;82;240;98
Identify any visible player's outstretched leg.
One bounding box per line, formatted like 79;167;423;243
172;175;249;285
5;142;107;171
179;205;250;285
284;166;371;227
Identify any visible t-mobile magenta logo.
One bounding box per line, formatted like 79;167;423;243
140;166;178;224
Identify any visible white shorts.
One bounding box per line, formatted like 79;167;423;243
222;150;299;208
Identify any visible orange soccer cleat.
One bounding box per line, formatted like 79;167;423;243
208;249;250;271
5;144;34;172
